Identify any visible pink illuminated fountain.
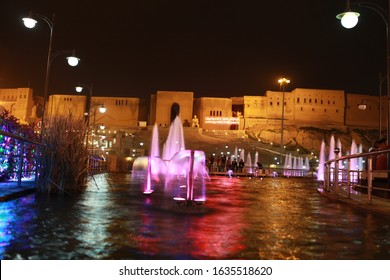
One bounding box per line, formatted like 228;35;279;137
317;140;325;181
132;116;208;205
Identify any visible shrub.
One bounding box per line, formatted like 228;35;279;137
38;115;88;194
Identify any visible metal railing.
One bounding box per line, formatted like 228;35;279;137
324;148;390;203
89;156;107;174
207;164;311;178
0;130;43;187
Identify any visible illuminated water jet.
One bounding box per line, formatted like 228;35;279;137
132;116;208;205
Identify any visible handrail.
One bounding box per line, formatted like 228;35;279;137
324;147;390;203
0;130;43;146
0;130;43;187
326;148;390;164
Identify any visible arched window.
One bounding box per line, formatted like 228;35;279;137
170;103;180;123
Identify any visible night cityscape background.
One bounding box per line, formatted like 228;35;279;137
2;0;390;267
0;0;387;99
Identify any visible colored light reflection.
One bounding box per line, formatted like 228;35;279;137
0;196;35;259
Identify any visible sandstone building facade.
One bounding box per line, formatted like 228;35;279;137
0;87;386;165
1;87;386;132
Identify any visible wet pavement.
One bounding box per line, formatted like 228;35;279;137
1;176;390;216
0;174;390;259
317;187;390;217
0;180;35;202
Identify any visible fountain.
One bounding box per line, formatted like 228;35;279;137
358;143;364;170
293;156;298;176
240;149;245;162
337;138;343;169
162;116;185;161
132;116;208;205
350;139;358;183
283;154;309;177
317;140;325;181
254;151;259;167
350;140;358;171
283;153;292;176
329;135;335;168
167;150;207;204
245;152;252;173
132;123;167;194
304;157;310;171
150;123;160;158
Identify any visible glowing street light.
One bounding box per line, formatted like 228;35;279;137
75;83;93;122
278;77;290;164
357;98;383;139
22;11;80;137
90;104;106;156
336;0;360;29
22;16;38;28
337;0;390;179
66;50;80;67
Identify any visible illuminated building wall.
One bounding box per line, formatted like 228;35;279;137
265;91;294;121
47;94;87;119
1;88;383;132
47;94;141;129
149;91;194;126
91;96;141;128
290;88;345;125
0;88;34;124
243;96;267;118
193;97;235;130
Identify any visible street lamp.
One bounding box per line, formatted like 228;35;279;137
75;83;93;123
336;0;360;28
22;11;80;137
75;83;94;156
337;0;390;179
90;104;106;155
357;98;383;138
278;77;290;164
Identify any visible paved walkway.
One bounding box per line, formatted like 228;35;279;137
1;179;390;217
0;180;36;202
317;187;390;216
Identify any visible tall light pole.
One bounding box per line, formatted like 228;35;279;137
278;77;290;164
75;83;93;124
337;0;390;180
91;105;107;156
75;83;93;153
357;98;383;139
379;72;386;139
22;12;80;138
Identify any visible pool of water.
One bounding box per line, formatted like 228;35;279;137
1;173;389;259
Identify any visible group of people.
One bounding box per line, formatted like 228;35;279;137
206;155;263;173
230;158;246;173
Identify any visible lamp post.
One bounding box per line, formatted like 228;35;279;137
90;104;106;156
75;83;93;124
22;12;80;138
337;0;390;180
357;98;383;138
278;77;290;164
75;83;93;155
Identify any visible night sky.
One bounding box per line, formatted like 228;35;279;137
0;0;387;99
